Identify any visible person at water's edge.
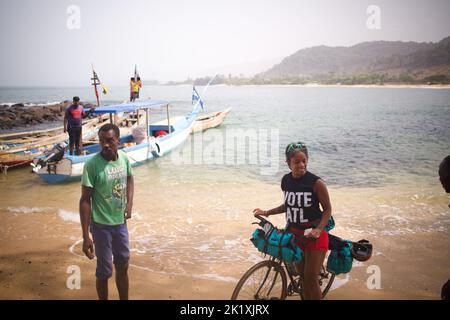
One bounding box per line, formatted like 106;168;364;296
79;123;134;300
64;96;94;155
254;142;332;300
439;156;450;204
438;155;450;300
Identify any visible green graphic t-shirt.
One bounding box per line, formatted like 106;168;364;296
81;150;132;225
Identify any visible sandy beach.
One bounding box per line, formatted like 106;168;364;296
1;167;448;300
1;85;449;300
0;237;434;300
0;226;440;300
2;0;450;302
0;209;445;300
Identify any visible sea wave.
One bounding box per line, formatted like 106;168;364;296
57;209;79;223
6;206;52;214
4;207;82;225
68;238;240;283
0;101;62;107
329;274;350;291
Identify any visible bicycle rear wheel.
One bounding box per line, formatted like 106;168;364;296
231;260;287;300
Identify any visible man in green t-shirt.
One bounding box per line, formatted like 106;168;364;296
79;123;134;300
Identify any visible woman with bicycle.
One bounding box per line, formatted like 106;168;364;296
253;142;332;300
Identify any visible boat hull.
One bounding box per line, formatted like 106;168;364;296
0;117;104;169
191;107;232;133
36;116;195;183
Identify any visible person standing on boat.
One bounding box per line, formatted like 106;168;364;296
130;78;140;102
136;77;142;99
129;78;135;102
130;77;141;102
64;96;91;156
79;123;134;300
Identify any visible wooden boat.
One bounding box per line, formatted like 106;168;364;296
0;125;66;142
0;112;112;145
0;116;107;171
32;99;201;183
191;107;232;133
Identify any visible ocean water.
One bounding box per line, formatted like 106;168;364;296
2;85;449;187
1;85;449;296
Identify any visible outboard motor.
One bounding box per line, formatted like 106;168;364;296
32;142;67;172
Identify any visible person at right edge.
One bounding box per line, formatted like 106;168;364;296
253;142;332;300
438;155;450;300
79;124;134;300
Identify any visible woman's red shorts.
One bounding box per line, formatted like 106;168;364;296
287;226;329;252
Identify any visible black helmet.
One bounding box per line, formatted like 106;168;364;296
351;239;373;262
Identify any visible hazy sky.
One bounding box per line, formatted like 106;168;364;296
1;0;449;86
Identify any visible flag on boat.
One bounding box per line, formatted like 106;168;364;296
192;86;204;109
91;67;108;95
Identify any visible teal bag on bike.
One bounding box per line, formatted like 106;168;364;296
251;228;303;263
326;239;353;275
311;216;335;232
324;216;335;232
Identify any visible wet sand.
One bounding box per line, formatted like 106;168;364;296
0;222;444;300
0;222;441;300
1;166;448;300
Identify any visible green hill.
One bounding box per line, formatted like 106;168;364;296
259;36;450;84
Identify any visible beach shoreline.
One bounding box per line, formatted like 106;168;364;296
0;232;442;300
218;83;450;89
1;176;448;300
1;84;449;300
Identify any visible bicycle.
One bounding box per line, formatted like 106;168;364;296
231;216;335;300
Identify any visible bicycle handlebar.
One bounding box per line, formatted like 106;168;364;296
253;214;316;241
253;214;272;228
254;215;264;221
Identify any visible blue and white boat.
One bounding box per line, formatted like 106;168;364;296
32;99;202;183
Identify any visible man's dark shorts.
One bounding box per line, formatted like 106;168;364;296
90;222;130;279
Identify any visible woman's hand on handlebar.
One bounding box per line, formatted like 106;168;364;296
253;208;268;217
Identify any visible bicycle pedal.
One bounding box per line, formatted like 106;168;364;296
287;282;300;296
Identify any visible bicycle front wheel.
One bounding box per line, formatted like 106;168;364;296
231;260;287;300
320;265;335;298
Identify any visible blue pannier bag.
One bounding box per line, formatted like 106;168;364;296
311;216;335;232
326;238;353;275
324;216;335;232
251;228;302;263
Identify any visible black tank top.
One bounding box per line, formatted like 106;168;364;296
281;171;323;229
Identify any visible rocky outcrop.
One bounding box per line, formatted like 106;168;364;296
0;101;72;130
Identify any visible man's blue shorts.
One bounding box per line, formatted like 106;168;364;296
90;222;130;279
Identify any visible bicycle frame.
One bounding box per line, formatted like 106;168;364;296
235;215;335;300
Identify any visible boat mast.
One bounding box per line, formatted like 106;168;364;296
91;64;100;107
166;104;171;134
146;107;150;140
